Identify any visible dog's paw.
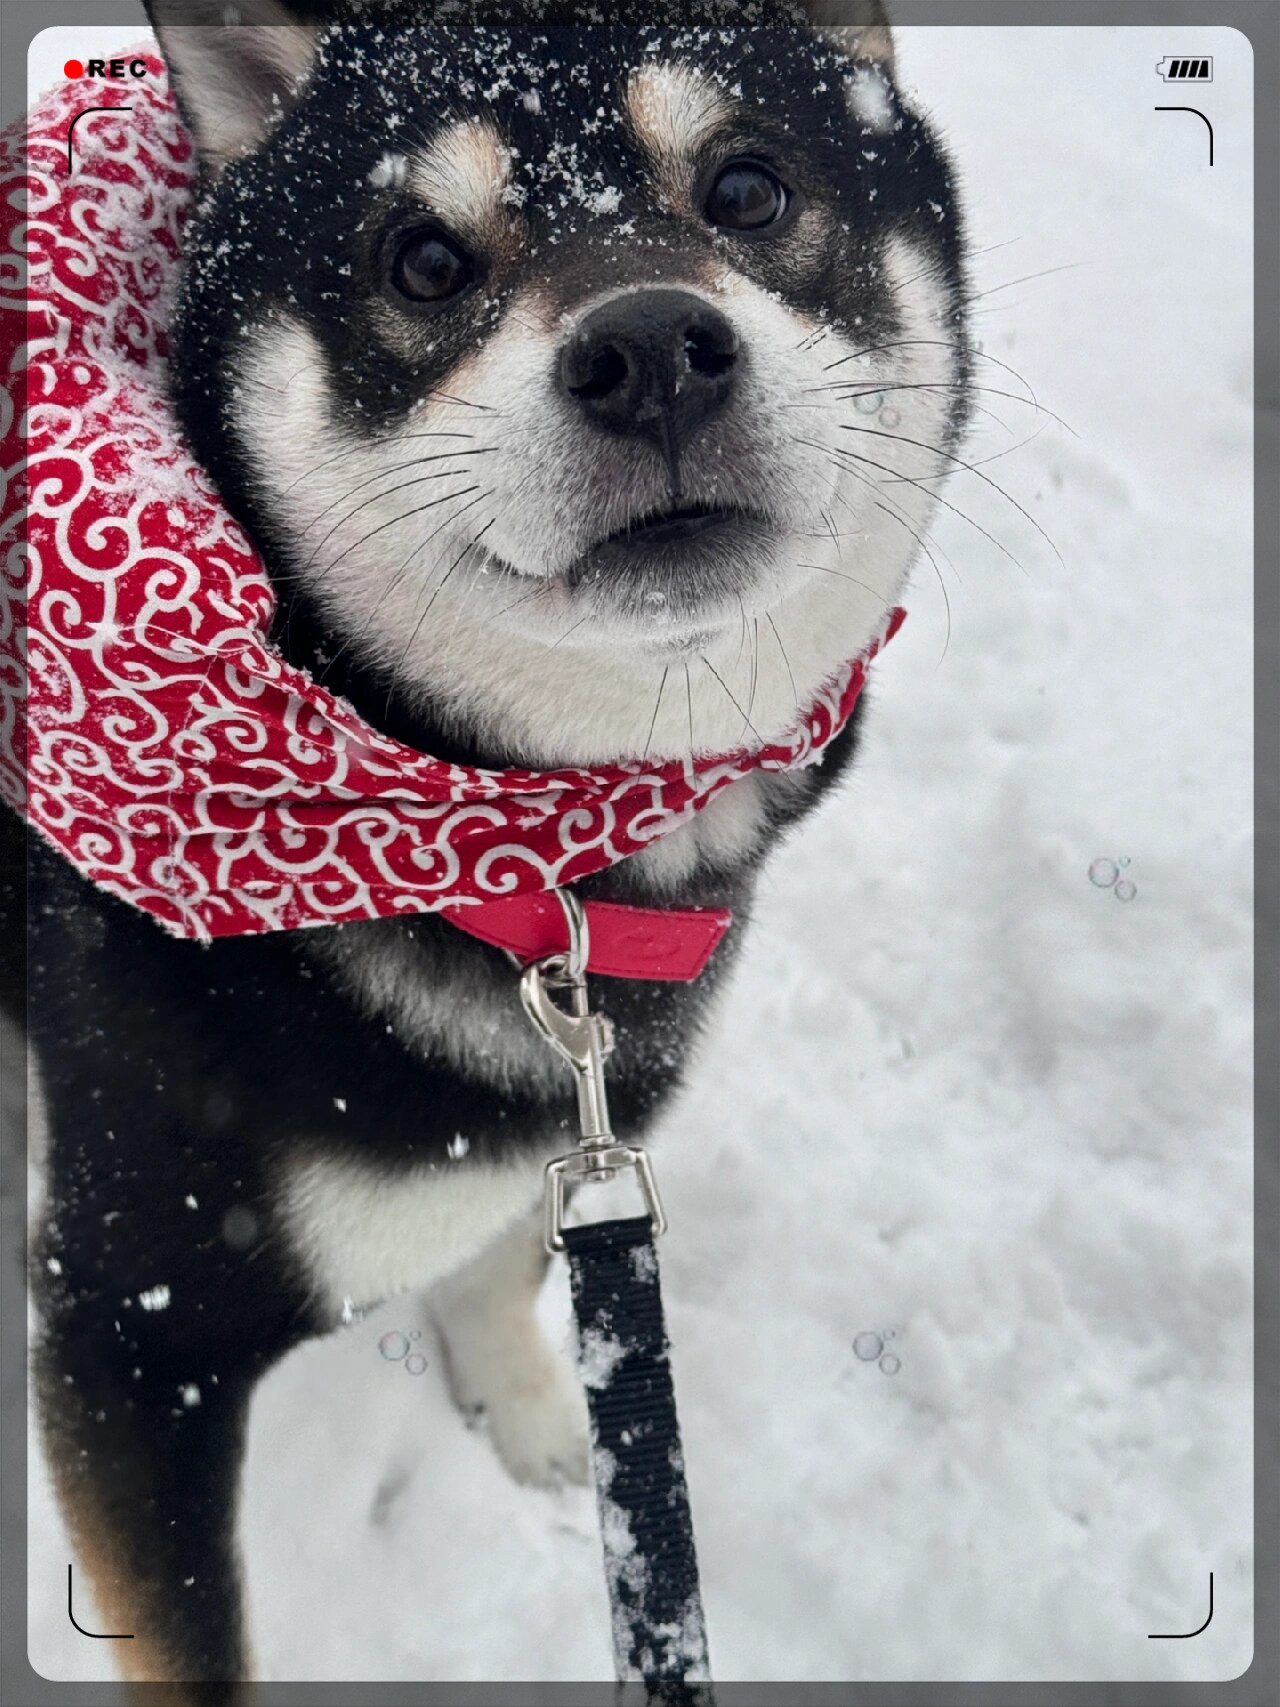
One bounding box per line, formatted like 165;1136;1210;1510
449;1341;591;1488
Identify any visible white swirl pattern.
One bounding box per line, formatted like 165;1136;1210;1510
0;61;903;943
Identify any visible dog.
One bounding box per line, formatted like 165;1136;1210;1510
9;0;970;1692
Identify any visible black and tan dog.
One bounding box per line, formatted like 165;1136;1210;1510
8;0;970;1692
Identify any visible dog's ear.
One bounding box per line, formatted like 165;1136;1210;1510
143;0;323;175
800;2;895;72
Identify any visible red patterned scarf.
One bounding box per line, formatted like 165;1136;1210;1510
0;60;902;973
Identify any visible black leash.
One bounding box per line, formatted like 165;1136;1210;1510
564;1215;711;1690
518;890;713;1696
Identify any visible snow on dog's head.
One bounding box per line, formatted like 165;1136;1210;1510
152;0;969;765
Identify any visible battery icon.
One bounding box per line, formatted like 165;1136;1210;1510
1157;57;1213;81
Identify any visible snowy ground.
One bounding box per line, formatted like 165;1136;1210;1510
22;21;1253;1690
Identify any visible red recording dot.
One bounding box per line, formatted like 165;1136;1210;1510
64;59;84;79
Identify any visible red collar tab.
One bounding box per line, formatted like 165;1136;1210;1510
443;892;735;982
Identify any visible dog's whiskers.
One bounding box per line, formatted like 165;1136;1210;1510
816;462;958;662
797;559;884;598
746;618;760;738
544;611;593;653
279;431;483;497
280;482;483;590
809;377;1075;438
798;435;1029;576
822;337;1040;408
419;388;499;414
640;664;670;763
701;653;761;748
322;488;493;683
496;579;553;620
298;461;492;568
734;595;750;671
313;489;491;686
871;497;953;663
300;448;496;535
837;422;1061;566
384;514;496;717
765;611;798;709
966;260;1086;303
883;423;1049;487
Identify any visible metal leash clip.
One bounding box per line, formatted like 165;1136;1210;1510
520;888;667;1253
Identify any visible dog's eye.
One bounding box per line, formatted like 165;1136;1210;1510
705;161;789;232
390;228;473;303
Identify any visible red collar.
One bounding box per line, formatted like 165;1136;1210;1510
444;889;735;982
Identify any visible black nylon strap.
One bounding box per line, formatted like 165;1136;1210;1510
564;1215;712;1697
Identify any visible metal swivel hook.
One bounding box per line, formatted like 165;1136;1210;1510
519;888;666;1253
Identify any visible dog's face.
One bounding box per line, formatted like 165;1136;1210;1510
157;1;968;765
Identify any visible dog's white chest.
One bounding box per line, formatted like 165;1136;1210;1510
278;1149;548;1319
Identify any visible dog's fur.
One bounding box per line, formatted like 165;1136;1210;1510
9;1;969;1692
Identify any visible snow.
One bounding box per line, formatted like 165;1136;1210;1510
575;1324;629;1392
23;21;1251;1688
629;1242;658;1284
367;150;408;189
846;64;894;133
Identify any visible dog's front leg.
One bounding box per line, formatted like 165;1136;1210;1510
431;1202;589;1487
34;1314;258;1704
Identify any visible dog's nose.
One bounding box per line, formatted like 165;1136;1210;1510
559;289;739;451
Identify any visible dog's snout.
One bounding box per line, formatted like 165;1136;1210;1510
559;289;739;448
